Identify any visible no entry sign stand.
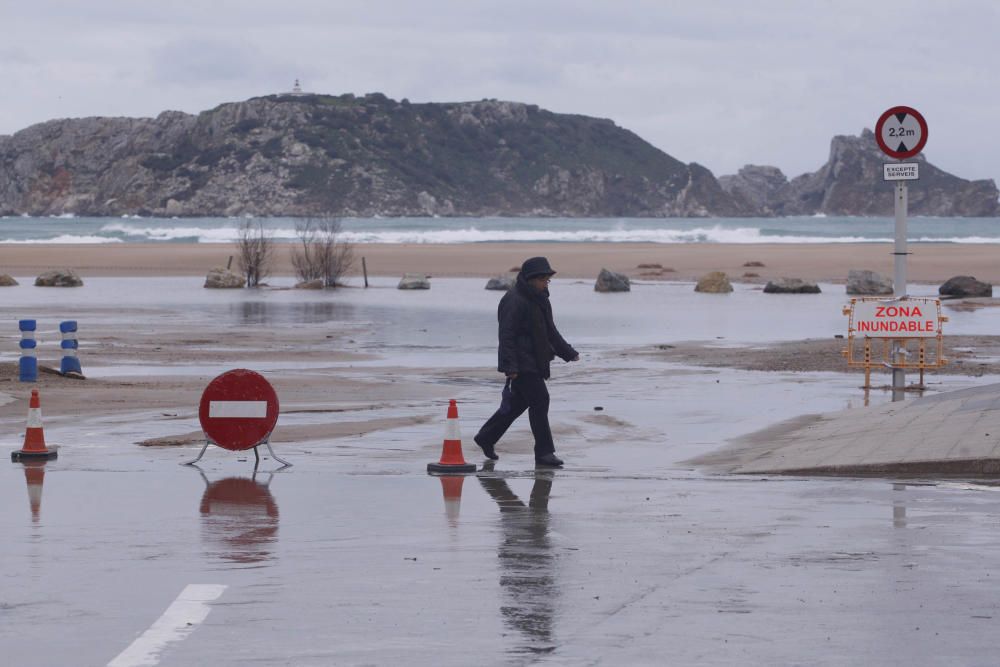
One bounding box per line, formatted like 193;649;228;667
875;105;928;400
182;369;291;468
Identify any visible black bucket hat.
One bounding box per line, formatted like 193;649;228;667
520;256;556;279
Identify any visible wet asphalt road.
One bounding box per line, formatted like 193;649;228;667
4;460;1000;666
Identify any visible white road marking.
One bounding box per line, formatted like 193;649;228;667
107;584;227;667
209;400;268;418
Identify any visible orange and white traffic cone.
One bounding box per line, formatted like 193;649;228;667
427;399;476;473
11;389;58;462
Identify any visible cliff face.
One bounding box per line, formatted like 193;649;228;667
721;130;999;217
717;166;788;216
4;100;995;218
0;94;747;218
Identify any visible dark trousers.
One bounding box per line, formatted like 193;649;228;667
475;373;555;457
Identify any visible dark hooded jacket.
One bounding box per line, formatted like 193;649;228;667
497;273;578;379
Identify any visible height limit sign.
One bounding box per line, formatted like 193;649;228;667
875;106;928;159
873;105;929;400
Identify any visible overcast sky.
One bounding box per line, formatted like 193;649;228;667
3;0;998;182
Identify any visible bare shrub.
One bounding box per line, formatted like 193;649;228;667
235;218;274;287
291;217;355;288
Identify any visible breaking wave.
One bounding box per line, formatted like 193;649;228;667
0;235;124;244
97;223;299;243
0;216;997;244
335;226;891;244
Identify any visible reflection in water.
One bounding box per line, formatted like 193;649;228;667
21;460;48;523
479;463;557;656
231;301;354;326
199;473;279;567
892;483;907;529
437;475;467;527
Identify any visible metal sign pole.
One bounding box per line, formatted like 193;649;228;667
892;179;908;400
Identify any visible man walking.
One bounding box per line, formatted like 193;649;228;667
475;257;579;467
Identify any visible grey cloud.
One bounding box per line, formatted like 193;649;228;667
150;39;266;85
0;47;36;66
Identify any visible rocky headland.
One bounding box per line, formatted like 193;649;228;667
0;94;996;218
719;130;999;216
0;93;745;218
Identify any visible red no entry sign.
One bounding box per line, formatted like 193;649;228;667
875;106;928;159
198;369;280;451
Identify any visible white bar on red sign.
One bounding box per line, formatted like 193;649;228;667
209;400;268;418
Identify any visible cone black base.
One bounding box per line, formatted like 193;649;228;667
427;462;476;474
12;449;58;462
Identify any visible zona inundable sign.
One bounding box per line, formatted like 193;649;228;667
850;298;942;338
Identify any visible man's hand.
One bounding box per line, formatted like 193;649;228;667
506;372;519;379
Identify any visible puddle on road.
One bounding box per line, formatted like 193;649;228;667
198;471;280;569
6;461;1000;664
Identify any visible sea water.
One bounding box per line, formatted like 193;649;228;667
1;216;999;244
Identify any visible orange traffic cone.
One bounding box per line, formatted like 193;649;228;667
22;460;47;522
427;399;476;473
438;475;466;525
11;389;58;462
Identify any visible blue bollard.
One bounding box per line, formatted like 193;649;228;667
59;320;82;375
19;319;37;382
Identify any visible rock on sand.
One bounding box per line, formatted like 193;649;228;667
204;267;245;288
35;269;83;287
398;274;430;290
595;268;630;292
846;269;892;295
694;271;733;293
485;275;514;291
763;277;821;294
939;275;992;298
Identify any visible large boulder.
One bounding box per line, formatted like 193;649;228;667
594;268;630;293
846;269;892;295
939;275;992;298
295;279;325;290
485;275;515;291
398;273;430;290
695;271;733;293
204;267;245;288
763;277;821;294
0;274;18;286
35;269;83;287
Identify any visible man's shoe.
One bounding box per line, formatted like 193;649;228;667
535;453;563;467
475;436;499;460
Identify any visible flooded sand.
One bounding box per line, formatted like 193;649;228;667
2;277;999;665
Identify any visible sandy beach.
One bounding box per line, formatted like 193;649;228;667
3;241;1000;283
